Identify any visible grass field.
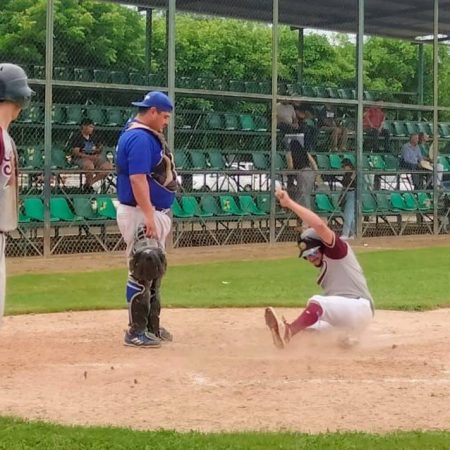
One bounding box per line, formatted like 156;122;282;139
3;246;450;448
5;247;450;315
0;417;449;450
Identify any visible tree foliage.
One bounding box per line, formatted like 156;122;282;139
1;1;450;105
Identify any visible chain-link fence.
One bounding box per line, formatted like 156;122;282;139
3;0;450;257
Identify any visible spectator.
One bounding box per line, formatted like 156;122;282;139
71;118;113;192
363;105;390;153
340;158;357;240
317;103;348;151
294;104;319;152
287;139;316;212
276;101;298;135
400;133;427;190
418;132;444;188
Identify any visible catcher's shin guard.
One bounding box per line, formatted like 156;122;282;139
126;276;151;334
147;277;162;336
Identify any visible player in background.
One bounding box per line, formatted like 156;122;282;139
0;63;34;325
265;187;374;349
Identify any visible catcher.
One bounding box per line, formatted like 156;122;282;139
265;188;374;349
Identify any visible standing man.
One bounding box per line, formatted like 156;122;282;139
116;91;177;348
265;188;374;349
363;104;390;153
0;63;34;325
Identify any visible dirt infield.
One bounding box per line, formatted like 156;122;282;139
0;308;449;433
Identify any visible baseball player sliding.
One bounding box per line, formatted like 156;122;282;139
265;187;374;349
0;64;34;325
116;91;176;348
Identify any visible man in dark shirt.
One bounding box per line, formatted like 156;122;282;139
71;118;113;191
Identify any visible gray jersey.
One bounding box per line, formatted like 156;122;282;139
0;128;18;232
317;234;374;309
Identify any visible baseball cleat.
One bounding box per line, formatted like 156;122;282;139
158;326;173;342
265;307;286;349
124;331;161;348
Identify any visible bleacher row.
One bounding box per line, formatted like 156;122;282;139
172;191;435;219
27;64;413;101
19;197;117;224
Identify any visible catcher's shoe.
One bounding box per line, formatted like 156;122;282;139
159;326;173;342
265;307;288;349
124;331;161;348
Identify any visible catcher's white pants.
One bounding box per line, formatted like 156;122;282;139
307;295;373;332
0;233;6;326
116;204;172;256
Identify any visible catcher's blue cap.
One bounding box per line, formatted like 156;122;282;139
131;91;173;112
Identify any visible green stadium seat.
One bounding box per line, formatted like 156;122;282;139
438;155;450;171
223;113;239;130
392;121;407;137
256;193;271;214
190;150;207;170
329;191;344;214
53;66;73;81
239;114;256;131
383;154;400;171
200;195;231;216
148;73;164;86
73;197;106;220
302;85;317;97
229;80;244;92
18;208;31;223
205;113;223;130
174;150;191;170
244;81;259;93
342;153;356;167
369;154;385;170
416;122;430;135
24;198;58;222
17;108;32;123
402;192;418;211
259;81;271;94
239;195;266;216
105;108;124;127
74;68;93;82
85;106;105;125
363;90;375;101
207;150;226;170
129;72;147;85
110;70;128;84
362;193;377;214
329;153;342;169
252;152;270;170
22;146;44;170
315;154;331;170
93;69;110;83
438;123;450;138
315;193;334;213
96;197;117;219
219;195;249;216
404;121;418;135
383;120;394;135
51;148;69;169
172;198;193;218
181;196;213;218
254;116;269;132
326;87;339;98
313;86;329;98
390;192;406;212
50;197;83;222
64;105;84;125
374;192;391;213
52;105;66;124
29;104;44;123
417;192;433;211
274;152;287;170
32;65;45;79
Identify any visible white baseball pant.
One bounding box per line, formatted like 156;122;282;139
0;233;6;326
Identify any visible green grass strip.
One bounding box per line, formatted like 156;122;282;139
5;247;450;315
0;417;449;450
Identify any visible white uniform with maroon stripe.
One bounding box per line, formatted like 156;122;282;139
0;128;18;324
307;234;374;332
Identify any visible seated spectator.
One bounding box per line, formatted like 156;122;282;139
294;104;319;152
276;101;298;135
363;105;390;153
70;119;113;192
340;158;356;240
418;132;444;188
400;133;428;190
317;103;348;151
